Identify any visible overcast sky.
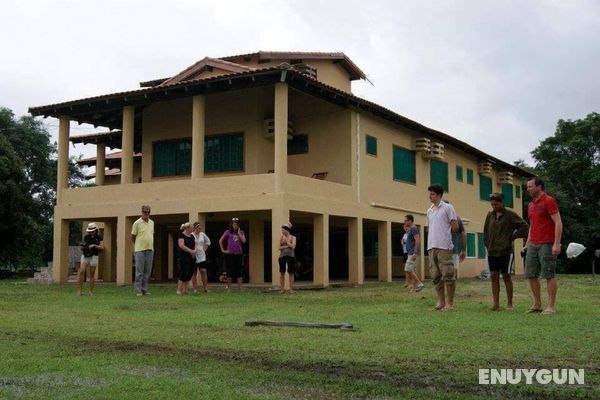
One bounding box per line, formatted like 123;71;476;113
2;0;599;167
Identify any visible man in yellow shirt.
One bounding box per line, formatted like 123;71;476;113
131;205;154;296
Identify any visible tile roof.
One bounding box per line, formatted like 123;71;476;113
159;57;255;86
30;64;531;178
77;151;142;167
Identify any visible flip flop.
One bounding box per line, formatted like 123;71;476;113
541;309;555;315
526;308;543;313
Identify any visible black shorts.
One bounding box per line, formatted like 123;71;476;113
488;255;511;274
278;256;296;274
225;254;244;280
195;261;207;270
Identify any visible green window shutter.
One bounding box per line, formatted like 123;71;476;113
204;134;244;172
467;169;474;185
456;166;463;182
502;183;514;208
430;160;449;192
366;136;377;156
479;175;492;201
477;232;486;258
393;146;416;183
153;139;191;177
467;232;476;257
515;185;521;198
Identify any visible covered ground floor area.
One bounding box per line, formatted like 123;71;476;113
52;208;435;288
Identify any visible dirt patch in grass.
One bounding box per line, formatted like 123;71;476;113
4;331;593;399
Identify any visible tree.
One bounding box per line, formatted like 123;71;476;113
531;112;600;272
0;107;84;269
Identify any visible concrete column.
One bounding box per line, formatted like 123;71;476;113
56;116;70;204
191;95;206;179
419;224;426;281
52;218;69;283
313;214;329;287
271;204;289;287
168;231;174;280
274;83;288;192
116;215;133;285
378;221;392;282
95;142;106;186
100;221;113;281
121;106;135;184
249;217;265;283
348;217;364;285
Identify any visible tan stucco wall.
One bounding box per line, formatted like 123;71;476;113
357;113;526;275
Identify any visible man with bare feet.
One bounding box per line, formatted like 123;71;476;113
524;177;562;315
484;193;528;311
426;184;459;312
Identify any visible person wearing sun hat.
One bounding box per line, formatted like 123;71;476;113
278;222;297;293
78;222;104;296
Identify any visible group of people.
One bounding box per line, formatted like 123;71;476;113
422;177;561;314
77;177;563;314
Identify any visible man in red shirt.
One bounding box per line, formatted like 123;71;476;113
524;177;563;315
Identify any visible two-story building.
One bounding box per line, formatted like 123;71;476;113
29;51;532;287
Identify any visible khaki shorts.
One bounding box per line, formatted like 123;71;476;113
80;255;98;267
404;256;418;273
525;244;556;279
429;248;455;289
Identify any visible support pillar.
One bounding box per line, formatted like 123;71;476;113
191;95;206;179
96;143;106;186
313;214;329;287
56;117;69;204
274;83;288;192
249;217;265;283
348;217;364;285
377;221;392;282
52;218;69;283
168;231;174;280
116;215;133;286
271;204;289;287
100;221;113;281
121;106;135;184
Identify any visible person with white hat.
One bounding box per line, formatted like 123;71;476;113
278;222;297;293
78;222;104;296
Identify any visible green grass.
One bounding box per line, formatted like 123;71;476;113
0;276;598;399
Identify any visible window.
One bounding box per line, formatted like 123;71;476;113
366;135;377;156
393;146;416;184
456;165;463;182
466;232;476;258
502;183;514;208
479;175;492;201
430;160;449;192
515;184;521;198
205;134;244;172
153;139;192;177
288;135;308;155
466;169;474;185
477;233;486;258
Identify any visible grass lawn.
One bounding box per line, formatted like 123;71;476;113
0;275;598;399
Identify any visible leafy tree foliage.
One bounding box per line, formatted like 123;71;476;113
530;112;600;271
0;107;84;269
